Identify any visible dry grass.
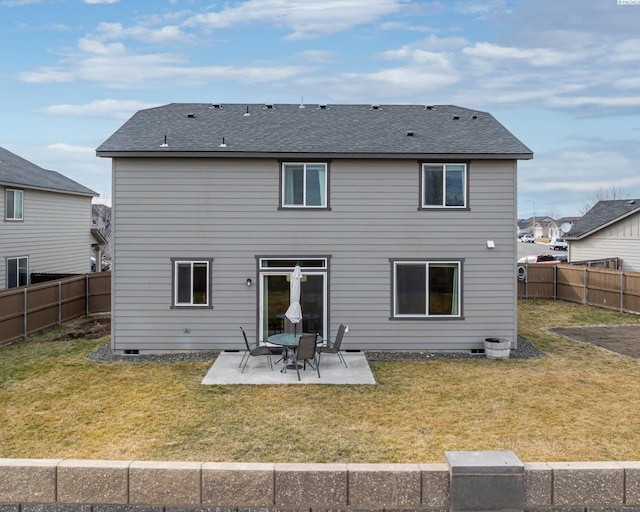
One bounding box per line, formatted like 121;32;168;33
1;299;640;463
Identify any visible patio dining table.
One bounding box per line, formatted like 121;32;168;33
267;333;323;370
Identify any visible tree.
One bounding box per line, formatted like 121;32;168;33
579;185;629;215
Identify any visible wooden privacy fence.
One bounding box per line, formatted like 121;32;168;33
0;272;111;346
518;263;640;314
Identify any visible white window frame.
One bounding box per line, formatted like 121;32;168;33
6;189;24;220
7;256;28;288
392;260;462;319
421;163;467;208
281;162;328;208
172;259;212;308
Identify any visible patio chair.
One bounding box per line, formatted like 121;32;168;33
318;324;348;368
239;327;273;373
284;334;321;381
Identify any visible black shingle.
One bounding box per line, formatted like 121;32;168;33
0;146;97;196
96;103;533;158
568;199;640;239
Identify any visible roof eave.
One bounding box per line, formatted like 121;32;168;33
97;150;533;160
0;180;98;197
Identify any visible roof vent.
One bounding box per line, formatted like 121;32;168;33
264;104;275;109
629;200;636;205
318;104;329;109
371;105;380;110
210;104;222;109
425;105;435;110
452;115;460;120
406;131;414;137
160;135;168;148
472;114;478;119
243;106;250;117
219;137;227;148
187;113;196;118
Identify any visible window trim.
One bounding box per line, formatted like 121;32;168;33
279;161;330;210
390;258;463;320
6;256;28;288
171;258;213;309
419;162;469;210
5;188;24;221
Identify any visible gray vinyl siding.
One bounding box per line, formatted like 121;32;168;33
569;211;640;272
111;157;518;352
0;187;93;289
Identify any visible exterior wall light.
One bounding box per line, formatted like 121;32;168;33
487;240;495;249
246;278;252;287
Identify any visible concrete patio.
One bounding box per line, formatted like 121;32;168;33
201;351;376;385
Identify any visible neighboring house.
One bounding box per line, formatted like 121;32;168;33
97;103;533;353
566;199;640;271
0;146;98;289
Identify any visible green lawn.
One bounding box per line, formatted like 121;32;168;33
1;299;639;463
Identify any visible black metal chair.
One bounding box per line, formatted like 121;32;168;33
318;324;348;368
284;334;320;381
239;327;273;373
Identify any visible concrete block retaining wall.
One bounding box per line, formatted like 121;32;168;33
1;454;640;511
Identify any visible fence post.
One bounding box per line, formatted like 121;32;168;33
583;268;588;305
86;274;90;316
553;265;557;300
58;281;62;326
23;287;28;338
620;271;624;313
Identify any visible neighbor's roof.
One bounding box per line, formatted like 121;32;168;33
567;199;640;239
96;103;533;159
0;146;97;196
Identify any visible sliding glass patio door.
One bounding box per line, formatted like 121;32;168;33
258;259;327;341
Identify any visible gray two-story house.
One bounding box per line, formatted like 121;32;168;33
97;103;533;353
1;146;97;289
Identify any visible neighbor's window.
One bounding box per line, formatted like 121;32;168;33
172;259;212;307
7;256;28;288
422;163;466;208
6;189;24;220
282;162;327;208
393;260;461;318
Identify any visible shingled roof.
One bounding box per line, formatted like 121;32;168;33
0;146;97;196
567;199;640;239
96;103;533;159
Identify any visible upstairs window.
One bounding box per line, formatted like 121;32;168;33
6;189;23;220
172;259;212;307
422;163;467;208
282;163;328;208
7;256;28;288
392;260;461;318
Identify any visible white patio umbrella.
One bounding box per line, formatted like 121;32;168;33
284;264;303;334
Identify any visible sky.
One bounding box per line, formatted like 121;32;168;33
1;0;640;220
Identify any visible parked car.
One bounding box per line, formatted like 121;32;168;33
520;234;535;243
554;254;568;262
91;256;111;272
549;237;568;250
518;254;558;264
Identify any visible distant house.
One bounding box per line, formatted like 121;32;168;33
0;146;98;289
97;103;532;353
566;199;640;271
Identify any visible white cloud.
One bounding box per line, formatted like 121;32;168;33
184;0;408;40
95;22;191;45
463;42;586;67
46;143;95;155
84;0;120;4
41;99;159;120
20;49;312;89
78;38;126;56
